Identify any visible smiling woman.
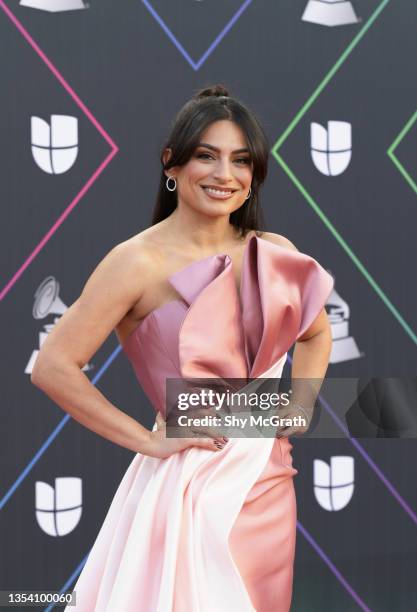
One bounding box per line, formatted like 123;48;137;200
152;83;269;237
164;120;254;210
32;84;333;612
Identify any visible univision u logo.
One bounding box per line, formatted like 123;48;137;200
313;455;354;511
311;120;352;176
35;477;82;536
31;115;78;174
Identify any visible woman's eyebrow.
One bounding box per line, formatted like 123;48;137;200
197;142;250;154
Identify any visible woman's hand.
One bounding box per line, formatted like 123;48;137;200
142;412;229;459
274;403;312;438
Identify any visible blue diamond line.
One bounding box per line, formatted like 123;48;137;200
0;345;122;510
141;0;253;70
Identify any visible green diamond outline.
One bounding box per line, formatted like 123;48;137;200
387;109;417;196
271;0;417;346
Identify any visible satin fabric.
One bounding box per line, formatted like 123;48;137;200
68;235;334;612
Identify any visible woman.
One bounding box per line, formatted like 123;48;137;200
32;84;334;611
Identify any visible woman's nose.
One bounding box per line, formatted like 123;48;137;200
213;159;234;181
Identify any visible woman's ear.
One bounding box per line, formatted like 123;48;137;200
162;147;172;172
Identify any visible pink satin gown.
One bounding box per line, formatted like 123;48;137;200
67;235;334;612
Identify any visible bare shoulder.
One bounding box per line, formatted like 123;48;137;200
112;230;165;272
31;233;162;375
78;232;164;313
259;231;299;252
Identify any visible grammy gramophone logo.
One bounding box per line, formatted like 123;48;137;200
20;0;88;12
302;0;359;27
326;283;363;364
25;276;93;375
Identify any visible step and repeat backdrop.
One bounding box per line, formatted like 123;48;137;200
1;1;416;610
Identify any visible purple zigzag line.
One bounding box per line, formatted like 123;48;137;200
142;0;253;71
0;1;119;301
287;355;417;526
320;393;417;526
297;520;372;611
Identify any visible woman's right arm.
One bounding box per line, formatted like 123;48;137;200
30;242;159;454
30;242;228;457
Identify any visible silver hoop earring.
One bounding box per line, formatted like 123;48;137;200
166;176;177;192
245;188;251;200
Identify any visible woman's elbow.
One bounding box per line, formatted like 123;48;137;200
31;354;50;387
31;350;62;388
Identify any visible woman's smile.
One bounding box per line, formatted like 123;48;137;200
200;185;238;200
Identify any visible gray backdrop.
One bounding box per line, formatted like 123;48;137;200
1;1;416;610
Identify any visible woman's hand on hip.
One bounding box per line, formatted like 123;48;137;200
141;412;229;459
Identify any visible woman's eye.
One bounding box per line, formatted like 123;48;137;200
196;152;251;165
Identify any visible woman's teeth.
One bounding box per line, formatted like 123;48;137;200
202;186;235;199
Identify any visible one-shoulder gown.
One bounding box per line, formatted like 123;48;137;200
67;235;334;612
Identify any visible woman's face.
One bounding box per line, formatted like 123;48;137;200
166;120;253;217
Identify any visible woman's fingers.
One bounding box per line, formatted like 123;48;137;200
190;431;228;447
156;408;229;448
275;427;290;438
192;437;226;452
190;424;226;442
185;424;228;444
275;425;307;438
189;407;228;442
176;407;227;444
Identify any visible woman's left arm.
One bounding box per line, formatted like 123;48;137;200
278;307;332;437
293;306;332;380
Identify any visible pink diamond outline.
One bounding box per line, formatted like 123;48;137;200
0;1;119;301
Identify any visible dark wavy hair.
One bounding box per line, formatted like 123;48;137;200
151;84;269;238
